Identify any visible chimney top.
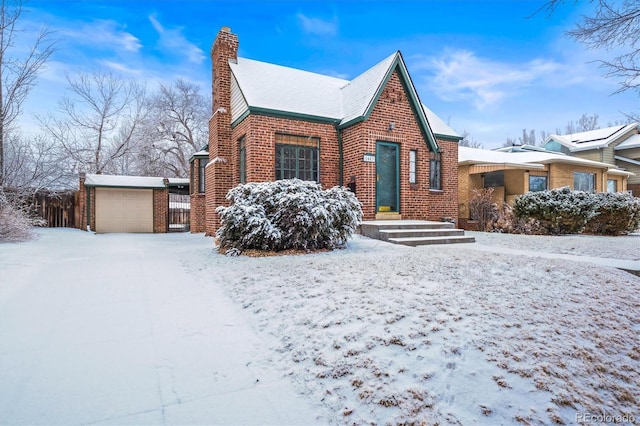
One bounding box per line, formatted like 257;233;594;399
221;26;231;33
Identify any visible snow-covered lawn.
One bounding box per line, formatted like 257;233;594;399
191;234;639;425
2;229;639;425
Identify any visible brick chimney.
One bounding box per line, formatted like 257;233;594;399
206;26;238;236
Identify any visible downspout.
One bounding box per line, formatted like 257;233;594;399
335;122;344;186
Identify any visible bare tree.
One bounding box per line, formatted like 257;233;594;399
503;129;539;147
40;70;148;174
4;131;72;192
458;130;484;149
137;78;208;177
540;0;640;94
0;0;56;187
565;113;600;134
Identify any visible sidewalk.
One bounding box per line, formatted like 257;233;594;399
469;243;640;277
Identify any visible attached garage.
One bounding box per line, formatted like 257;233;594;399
95;188;153;233
79;174;190;234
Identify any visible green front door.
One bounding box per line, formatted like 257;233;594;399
376;141;400;213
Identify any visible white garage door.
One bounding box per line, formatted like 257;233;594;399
95;188;154;233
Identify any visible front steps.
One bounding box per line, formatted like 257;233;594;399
360;220;475;246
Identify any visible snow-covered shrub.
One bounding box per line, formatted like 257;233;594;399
584;192;640;235
513;187;597;235
0;190;34;242
216;179;362;254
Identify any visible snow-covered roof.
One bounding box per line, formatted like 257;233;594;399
547;123;639;152
84;174;188;188
614;133;640;150
339;52;397;125
422;104;460;139
167;178;189;186
228;52;460;142
459;146;633;175
230;57;346;120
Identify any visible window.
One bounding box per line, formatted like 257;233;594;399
198;159;206;193
607;179;617;193
429;152;441;190
239;136;246;184
574;172;595;192
190;162;195;194
483;171;504;188
529;175;547;192
275;133;319;182
409;150;417;184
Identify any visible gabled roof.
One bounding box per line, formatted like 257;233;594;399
459;146;634;176
229;51;456;151
545;123;639;152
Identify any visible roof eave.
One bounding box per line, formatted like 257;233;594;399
243;106;341;125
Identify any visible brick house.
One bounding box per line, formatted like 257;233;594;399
192;27;462;236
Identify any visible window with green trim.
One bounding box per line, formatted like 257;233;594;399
275;133;319;182
198;160;205;193
239;136;246;184
429;152;441;190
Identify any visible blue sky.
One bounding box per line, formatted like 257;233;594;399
19;0;640;148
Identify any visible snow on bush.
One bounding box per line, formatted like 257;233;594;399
0;191;34;242
514;187;597;235
216;179;362;255
514;187;640;235
584;192;640;235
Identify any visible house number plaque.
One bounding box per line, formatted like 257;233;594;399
363;153;376;163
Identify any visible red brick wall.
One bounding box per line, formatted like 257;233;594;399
153;188;168;233
232;115;339;185
206;27;238;235
203;29;460;229
342;70;459;221
189;157;207;233
428;138;459;221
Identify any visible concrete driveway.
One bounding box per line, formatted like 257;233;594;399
0;229;323;425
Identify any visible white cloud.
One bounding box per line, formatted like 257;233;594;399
63;20;142;53
297;13;338;36
149;15;205;64
425;49;561;110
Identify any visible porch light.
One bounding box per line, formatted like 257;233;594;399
388;122;395;132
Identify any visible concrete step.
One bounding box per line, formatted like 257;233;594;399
388;235;476;246
379;228;465;240
359;220;474;246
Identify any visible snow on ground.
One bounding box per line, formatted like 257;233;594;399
468;230;640;260
1;229;639;425
189;234;640;425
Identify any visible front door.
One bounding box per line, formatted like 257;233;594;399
376;141;400;213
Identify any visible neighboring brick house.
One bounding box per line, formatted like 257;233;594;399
458;145;633;229
78;173;189;233
192;26;462;235
544;123;640;196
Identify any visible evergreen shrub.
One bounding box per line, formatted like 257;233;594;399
216;179;363;255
